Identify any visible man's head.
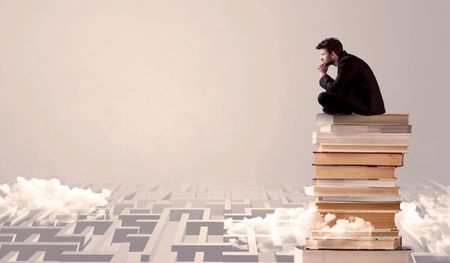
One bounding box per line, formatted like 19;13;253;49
316;38;343;66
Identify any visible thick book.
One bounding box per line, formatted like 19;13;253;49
305;237;402;250
317;113;409;125
319;124;412;133
314;166;396;180
313;132;411;146
316;195;402;202
313;179;396;187
310;201;401;211
310;229;400;238
296;246;410;263
313;152;404;166
305;185;400;197
317;144;408;153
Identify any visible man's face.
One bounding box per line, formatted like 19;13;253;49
320;49;334;66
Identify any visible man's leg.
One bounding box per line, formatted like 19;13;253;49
318;92;352;115
318;92;369;115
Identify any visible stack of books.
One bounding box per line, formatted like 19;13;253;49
299;113;412;263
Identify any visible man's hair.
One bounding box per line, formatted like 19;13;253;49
316;38;343;56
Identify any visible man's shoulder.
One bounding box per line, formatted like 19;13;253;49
340;52;368;67
340;52;359;62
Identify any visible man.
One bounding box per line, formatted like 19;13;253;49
316;38;385;115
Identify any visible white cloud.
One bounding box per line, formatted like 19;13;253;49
226;186;450;254
225;207;315;251
396;186;450;255
225;206;373;251
0;177;111;220
320;214;374;234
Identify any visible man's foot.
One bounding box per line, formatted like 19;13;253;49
322;107;352;116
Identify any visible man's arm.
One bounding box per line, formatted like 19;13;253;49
319;60;357;94
319;74;335;92
317;63;335;92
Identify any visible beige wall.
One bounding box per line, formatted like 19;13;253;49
0;0;449;184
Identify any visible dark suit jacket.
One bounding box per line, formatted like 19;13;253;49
319;51;386;115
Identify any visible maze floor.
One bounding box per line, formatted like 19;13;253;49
0;176;448;263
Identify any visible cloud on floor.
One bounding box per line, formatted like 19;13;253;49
0;177;111;219
225;206;373;251
396;186;450;255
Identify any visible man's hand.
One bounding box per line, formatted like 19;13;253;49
317;63;328;77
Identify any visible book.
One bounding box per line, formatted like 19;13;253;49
313;179;396;187
320;221;396;230
317;113;409;125
313;152;404;166
310;201;401;211
313;132;411;145
317;144;408;153
316;195;402;202
319;124;412;133
305;186;400;197
310;229;400;238
314;166;396;180
296;246;410;263
305;237;402;250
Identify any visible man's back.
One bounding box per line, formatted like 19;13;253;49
340;52;385;114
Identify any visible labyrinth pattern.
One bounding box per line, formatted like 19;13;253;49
0;176;448;263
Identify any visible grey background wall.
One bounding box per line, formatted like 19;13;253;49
1;0;449;184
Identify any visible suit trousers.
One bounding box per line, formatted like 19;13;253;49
318;91;370;115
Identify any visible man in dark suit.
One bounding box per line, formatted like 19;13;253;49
316;38;385;115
